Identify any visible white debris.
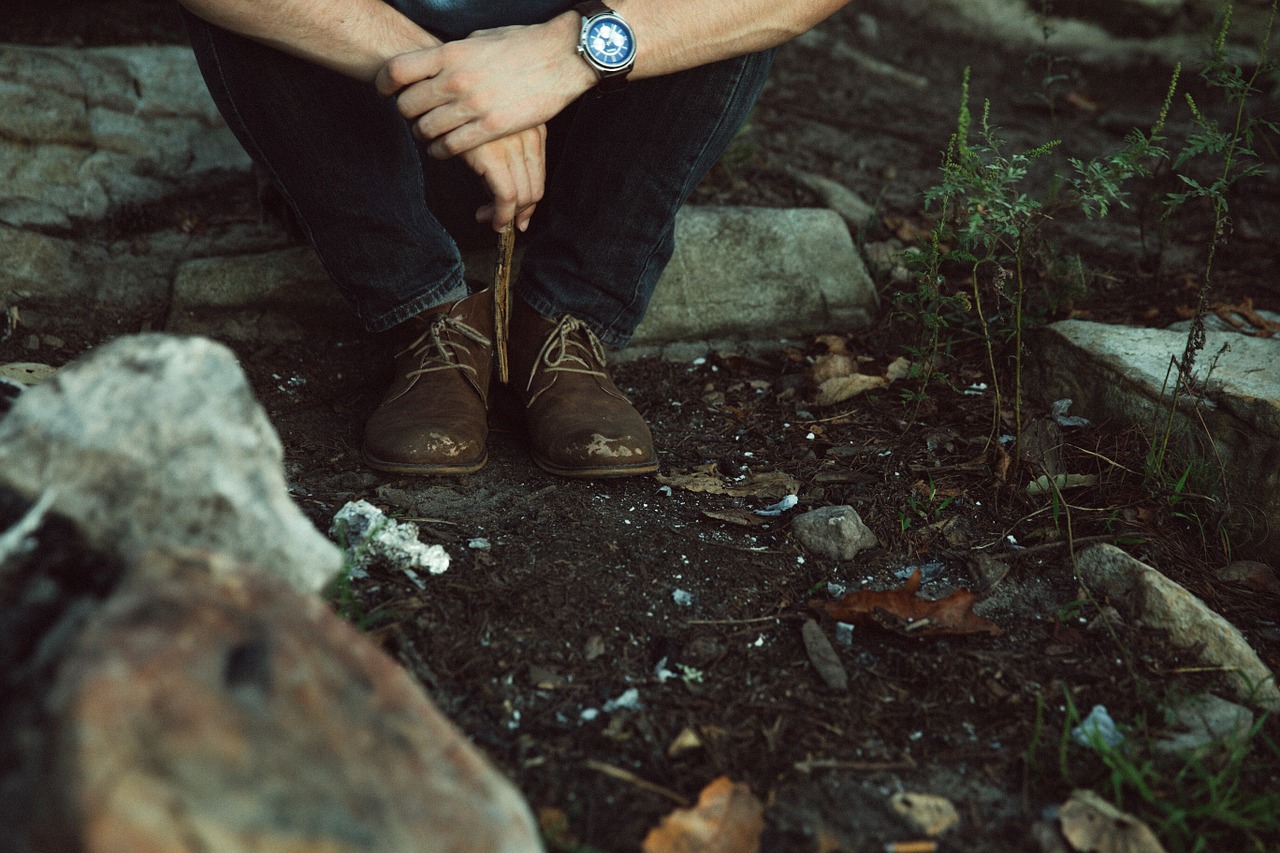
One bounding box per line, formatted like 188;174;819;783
0;490;55;568
655;657;677;683
330;499;450;579
468;537;491;550
603;688;642;713
672;588;694;606
1072;704;1125;750
581;708;600;721
756;494;799;516
835;622;855;647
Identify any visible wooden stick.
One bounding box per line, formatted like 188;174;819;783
493;224;516;383
583;760;689;805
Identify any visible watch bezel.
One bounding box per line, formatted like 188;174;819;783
577;11;636;75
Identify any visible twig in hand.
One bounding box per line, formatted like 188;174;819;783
493;225;516;383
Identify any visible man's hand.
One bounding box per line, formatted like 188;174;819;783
462;124;547;233
375;16;595;159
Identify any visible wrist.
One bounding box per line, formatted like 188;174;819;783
545;12;600;99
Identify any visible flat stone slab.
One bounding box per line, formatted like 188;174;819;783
1027;319;1280;555
167;206;877;344
633;206;876;344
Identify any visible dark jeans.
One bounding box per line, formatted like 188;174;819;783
182;2;773;345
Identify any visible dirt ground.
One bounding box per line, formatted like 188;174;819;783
4;2;1280;851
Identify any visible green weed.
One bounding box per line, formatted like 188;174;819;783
1149;0;1278;499
1053;692;1280;852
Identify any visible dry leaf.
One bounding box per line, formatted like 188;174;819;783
642;776;764;853
658;464;800;500
667;727;704;757
890;792;960;837
816;569;1002;637
810;352;859;385
1058;790;1166;853
885;356;912;382
883;214;933;242
800;619;848;691
814;334;849;354
813;374;887;407
702;508;769;528
1026;473;1099;496
1211;296;1280;337
808;354;911;408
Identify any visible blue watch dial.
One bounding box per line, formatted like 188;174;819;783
584;15;635;70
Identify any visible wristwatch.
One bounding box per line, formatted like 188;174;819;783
574;1;636;94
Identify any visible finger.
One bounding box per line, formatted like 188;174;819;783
475;202;495;225
413;104;475;145
375;49;442;97
394;79;453;123
427;121;495;158
488;161;519;232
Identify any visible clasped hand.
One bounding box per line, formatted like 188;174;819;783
377;20;589;233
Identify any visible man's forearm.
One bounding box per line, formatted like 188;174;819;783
178;0;439;80
608;0;849;80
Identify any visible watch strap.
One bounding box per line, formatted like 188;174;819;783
574;0;613;17
574;0;632;94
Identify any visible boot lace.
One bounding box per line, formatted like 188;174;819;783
400;315;491;380
526;316;608;405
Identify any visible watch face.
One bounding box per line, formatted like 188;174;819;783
583;15;635;70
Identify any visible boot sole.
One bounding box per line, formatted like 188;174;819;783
532;453;658;479
361;446;488;476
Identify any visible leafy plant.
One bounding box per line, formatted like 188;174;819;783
900;67;1174;452
1148;0;1278;491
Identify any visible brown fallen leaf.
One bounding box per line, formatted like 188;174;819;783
1058;790;1166;853
814;333;849;354
658;464;800;500
702;508;769;528
642;776;764;853
813;373;887;407
816;569;1002;637
882;214;934;243
808;353;912;407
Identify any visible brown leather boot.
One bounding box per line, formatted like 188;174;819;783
508;299;658;478
362;289;493;475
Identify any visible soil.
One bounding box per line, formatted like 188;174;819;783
3;2;1280;851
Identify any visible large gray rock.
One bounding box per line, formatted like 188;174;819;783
1076;544;1280;712
0;44;249;230
33;548;540;853
632;206;878;344
1027;319;1280;556
0;334;341;594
